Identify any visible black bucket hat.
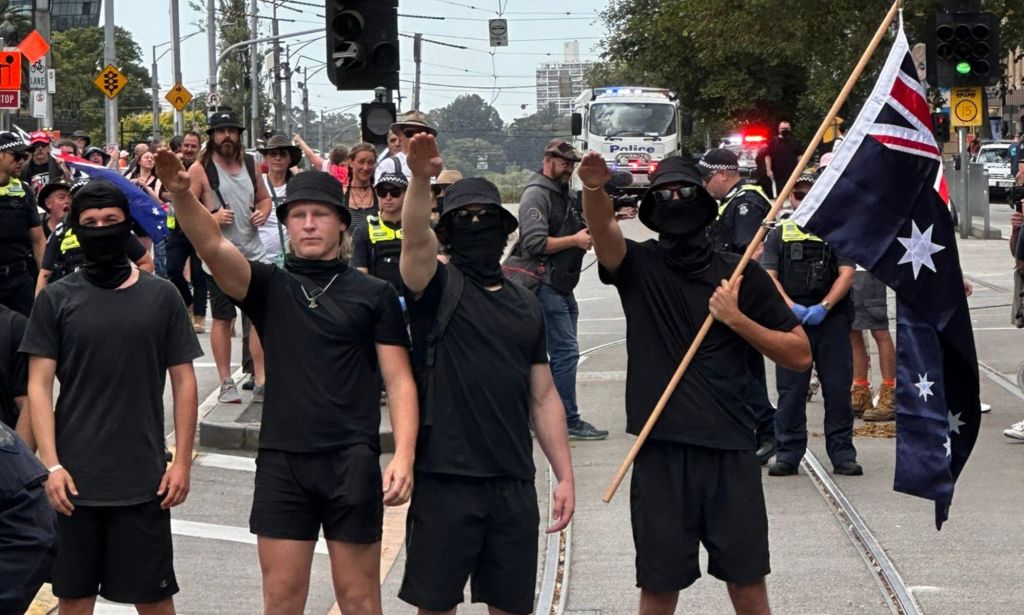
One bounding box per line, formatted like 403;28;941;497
83;146;111;165
435;176;517;242
38;180;73;210
206;110;245;135
278;170;350;226
638;155;718;233
257;133;301;167
71;130;92;147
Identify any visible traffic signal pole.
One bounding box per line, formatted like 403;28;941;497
249;0;259;147
103;0;118;147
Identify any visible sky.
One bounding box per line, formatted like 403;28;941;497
114;0;610;123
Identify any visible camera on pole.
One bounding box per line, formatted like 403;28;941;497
926;9;1000;87
325;0;399;91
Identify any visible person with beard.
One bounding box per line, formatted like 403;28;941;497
763;121;801;195
189;111;272;403
155;150;417;615
21;131;68;195
700;148;777;465
0;132;45;317
21;179;202;615
759;175;861;478
508;138;607;441
579;152;810;614
398;133;574;615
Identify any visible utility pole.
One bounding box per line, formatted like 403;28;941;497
207;0;217;109
319;109;325;152
34;0;53;129
151;48;161;140
249;0;259;147
271;6;282;131
283;46;293;135
301;67;310;137
170;0;184;134
413;33;422;111
103;0;118;146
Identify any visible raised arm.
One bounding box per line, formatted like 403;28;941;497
155;150;252;301
578;152;627;274
294;134;324;169
400;134;444;295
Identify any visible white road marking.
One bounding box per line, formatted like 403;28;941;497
194;452;256;472
171;519;329;555
578;317;625;322
577;371;627;381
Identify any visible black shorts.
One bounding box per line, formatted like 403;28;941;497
399;473;539;615
206;274;238;321
631;440;770;591
851;270;889;331
52;499;178;604
250;445;383;543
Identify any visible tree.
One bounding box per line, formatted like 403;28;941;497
52;26;152;141
441;138;504;177
0;0;32;44
120;110;209;146
504;106;569;170
427;94;504;149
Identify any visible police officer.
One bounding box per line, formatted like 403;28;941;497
761;175;862;477
353;171;407;291
0;133;45;317
700;147;777;463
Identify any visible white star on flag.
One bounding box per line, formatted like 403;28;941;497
897;221;944;279
151;207;160;216
943;435;952;458
948;411;965;435
915;373;935;402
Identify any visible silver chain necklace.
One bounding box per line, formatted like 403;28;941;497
299;274;340;309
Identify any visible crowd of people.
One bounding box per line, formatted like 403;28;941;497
0;112;1005;615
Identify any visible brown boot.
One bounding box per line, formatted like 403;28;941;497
864;384;896;422
850;383;873;418
192;313;206;334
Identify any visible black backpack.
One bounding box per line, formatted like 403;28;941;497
204;153;258;210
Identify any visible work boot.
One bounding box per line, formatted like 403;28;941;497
833;460;864;476
755;429;776;466
864;385;895;421
768;461;799;476
192;313;206;334
850;383;874;418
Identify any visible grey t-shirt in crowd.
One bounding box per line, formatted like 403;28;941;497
209;159;266;263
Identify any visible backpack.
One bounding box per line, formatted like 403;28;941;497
417;264;464;426
204;153;258;211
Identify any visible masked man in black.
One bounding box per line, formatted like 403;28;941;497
580;153;811;615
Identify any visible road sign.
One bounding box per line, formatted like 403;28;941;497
28;57;46;90
207;92;220;108
165;83;193;112
47;69;55;94
17;30;50;64
0;90;19;110
31;91;47;119
93;64;128;99
488;19;508;47
0;50;22;90
950;87;983;128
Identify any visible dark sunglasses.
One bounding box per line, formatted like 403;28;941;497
265;149;291;158
652;186;699;202
453;208;497;222
12;151;28;161
792;190;808;201
375;186;405;198
431;184;451;196
402;128;428;139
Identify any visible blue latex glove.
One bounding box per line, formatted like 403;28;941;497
802;304;828;326
791;303;809;320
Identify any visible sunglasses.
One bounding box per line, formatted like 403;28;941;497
402;128;428;139
431;184;451;196
452;208;497;222
652;186;699;202
792;190;808;201
375;186;405;198
265;149;291;158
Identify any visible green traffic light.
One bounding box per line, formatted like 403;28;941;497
956;61;972;75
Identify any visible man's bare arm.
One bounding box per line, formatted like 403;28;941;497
578;153;626;274
27;356;58;468
378;343;418;506
400;135;443;295
29;227;45;270
529;364;575;533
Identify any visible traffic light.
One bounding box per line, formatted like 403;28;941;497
360;101;396;145
931;112;950;143
926;11;1000;87
325;0;399;91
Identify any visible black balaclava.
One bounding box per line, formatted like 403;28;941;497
448;213;506;286
69;180;133;289
650;197;714;275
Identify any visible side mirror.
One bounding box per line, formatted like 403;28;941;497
680;111;693;137
571;113;583;136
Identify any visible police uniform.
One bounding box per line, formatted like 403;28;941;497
762;218;859;472
708;180;771;254
0;176;40;317
365;214;403;290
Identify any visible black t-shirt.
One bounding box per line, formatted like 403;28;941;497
0;180;40;266
408;266;548;480
765;136;801;183
351;218;403;290
239;261;409;453
18;272;203;505
41;222;148;275
599;241;799;450
0;305;28;429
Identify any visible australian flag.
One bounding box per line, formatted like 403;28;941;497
792;26;980;529
59;153;169;242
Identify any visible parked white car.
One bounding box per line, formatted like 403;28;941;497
975;142;1014;199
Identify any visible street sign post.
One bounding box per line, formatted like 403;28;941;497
950;86;983;128
0;90;19;110
93;64;128;99
16;30;50;64
31;91;47;119
28;57;46;90
488;19;508;47
165;83;193;112
0;50;22;90
207;92;220;109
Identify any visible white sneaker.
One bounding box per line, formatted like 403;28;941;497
1003;420;1024;441
980;402;992;413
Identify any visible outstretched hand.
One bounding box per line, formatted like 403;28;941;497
407;133;443;179
154;150;191;195
578;151;610;188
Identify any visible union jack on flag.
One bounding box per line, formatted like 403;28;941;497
794;26;979;529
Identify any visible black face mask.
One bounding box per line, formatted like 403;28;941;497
449;216;506;286
284;254;348;279
651;199;713;274
73;220;133;289
780;129;792;139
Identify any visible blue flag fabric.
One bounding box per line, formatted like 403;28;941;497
60;154;169;243
792;27;979;529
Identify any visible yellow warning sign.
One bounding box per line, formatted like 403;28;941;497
950;87;983;128
93;64;128;99
165;83;193;111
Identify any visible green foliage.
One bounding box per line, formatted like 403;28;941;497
0;0;33;44
120;110;209;146
441;137;504;177
52;26;152;140
504;106;570;169
426;94;504;149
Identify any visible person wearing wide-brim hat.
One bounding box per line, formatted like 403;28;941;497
255;134;301;265
82;146;110;167
256;133;301;169
205;110;246;136
38;180;73;233
70;130;91;150
578;150;813;612
153;150;418;613
376;110;439;183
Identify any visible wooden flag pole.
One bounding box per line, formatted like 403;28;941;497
602;0;904;503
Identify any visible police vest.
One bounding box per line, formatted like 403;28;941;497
708;182;770;253
778;219;837;304
366;216;403;286
0;178;35;266
49;223;85;284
